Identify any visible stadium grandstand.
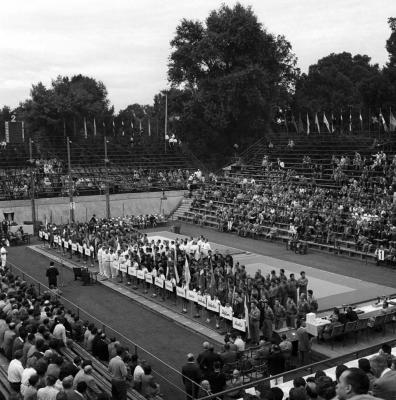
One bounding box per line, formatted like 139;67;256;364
1;3;396;400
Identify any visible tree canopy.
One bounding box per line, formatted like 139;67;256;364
18;74;113;143
167;3;299;158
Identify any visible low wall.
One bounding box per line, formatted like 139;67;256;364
0;191;185;224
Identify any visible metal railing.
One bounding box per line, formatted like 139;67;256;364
7;258;196;400
198;336;396;399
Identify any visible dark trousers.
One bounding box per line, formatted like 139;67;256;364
111;379;127;400
9;381;21;393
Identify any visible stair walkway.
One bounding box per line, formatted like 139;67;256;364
172;197;193;221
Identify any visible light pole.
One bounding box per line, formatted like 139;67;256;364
104;136;110;219
67;137;75;223
29;138;37;232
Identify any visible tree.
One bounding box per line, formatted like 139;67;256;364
19;75;113;143
168;3;298;161
294;52;380;113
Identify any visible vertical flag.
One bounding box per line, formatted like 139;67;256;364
112;120;115;135
340;109;344;133
331;112;335;133
349;110;352;133
139;119;142;135
148;118;151;137
291;115;298;133
183;257;191;289
102;121;106;135
83;117;88;139
93;118;97;137
323;112;330;133
390;109;396;132
244;294;251;339
306;113;310;135
173;247;180;284
298;113;304;134
122;120;125;136
315;113;320;133
359;110;363;130
379;109;388;132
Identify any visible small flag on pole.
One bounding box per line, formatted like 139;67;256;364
93;118;97;137
148;119;151;137
84;117;88;139
390;109;396;132
331;112;335;133
183;257;191;289
306;113;310;135
379;109;388;132
174;247;180;284
349;110;352;132
323;112;330;133
244;294;251;339
122;120;125;136
315;113;320;133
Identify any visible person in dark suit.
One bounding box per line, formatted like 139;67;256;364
268;345;285;376
181;353;202;400
371;355;396;400
198;344;222;377
345;307;359;322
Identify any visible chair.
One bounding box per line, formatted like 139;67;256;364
383;312;394;334
369;315;386;335
329;324;345;349
343;321;357;346
355;318;369;343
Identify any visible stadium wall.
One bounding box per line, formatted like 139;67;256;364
0;190;185;224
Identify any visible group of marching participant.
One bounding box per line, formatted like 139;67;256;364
38;216;313;339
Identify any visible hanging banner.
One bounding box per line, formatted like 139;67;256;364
232;317;246;332
220;306;233;320
165;280;173;292
187;290;198;302
145;273;153;284
128;267;137;277
207;298;220;313
176;286;186;298
197;294;207;308
136;270;145;280
155;277;164;288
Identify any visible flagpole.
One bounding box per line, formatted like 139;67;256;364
164;93;168;153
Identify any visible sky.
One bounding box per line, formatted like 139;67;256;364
0;0;394;111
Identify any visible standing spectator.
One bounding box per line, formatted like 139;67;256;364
7;349;24;393
370;355;396;400
296;321;311;365
279;334;293;370
358;358;376;390
3;321;17;360
23;374;40;400
52;318;67;347
336;368;380;400
316;376;336;400
132;358;145;393
0;240;7;270
249;301;261;345
181;353;202;400
37;374;59;400
206;361;226;394
46;262;59;288
141;365;160;398
108;347;128;400
108;338;120;361
94;333;109;362
297;271;308;298
307;290;318;313
268;345;285;376
73;365;102;400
